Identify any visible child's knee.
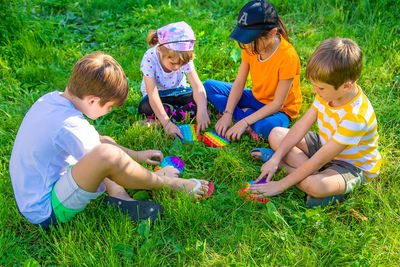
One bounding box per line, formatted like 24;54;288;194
203;79;213;88
203;79;218;93
91;144;126;169
297;177;322;197
297;175;335;198
268;127;289;149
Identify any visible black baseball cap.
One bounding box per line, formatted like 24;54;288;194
229;0;279;44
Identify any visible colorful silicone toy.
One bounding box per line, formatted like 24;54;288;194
202;131;230;148
154;156;185;173
177;124;201;143
238;179;270;204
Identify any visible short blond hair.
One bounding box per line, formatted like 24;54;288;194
146;30;194;66
67;52;129;107
306;37;363;89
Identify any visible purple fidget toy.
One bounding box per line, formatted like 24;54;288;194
247;179;267;185
159;156;185;173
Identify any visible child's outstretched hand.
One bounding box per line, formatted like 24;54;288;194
255;157;280;183
215;113;232;137
248;181;285;197
163;120;184;139
225;120;247;141
196;108;210;135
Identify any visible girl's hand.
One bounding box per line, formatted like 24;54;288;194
248;181;285;197
138;150;164;165
225;120;247;141
255;158;280;183
196;108;210;135
163;120;184;140
215;113;232;137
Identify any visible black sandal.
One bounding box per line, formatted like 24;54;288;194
102;196;163;223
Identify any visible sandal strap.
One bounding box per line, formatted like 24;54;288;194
189;178;201;194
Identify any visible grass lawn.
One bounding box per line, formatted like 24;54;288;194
1;0;400;265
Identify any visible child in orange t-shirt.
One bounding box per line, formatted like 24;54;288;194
204;0;302;142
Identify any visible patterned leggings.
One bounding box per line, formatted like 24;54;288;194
138;92;197;122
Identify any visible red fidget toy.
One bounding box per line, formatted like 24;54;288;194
238;179;270;204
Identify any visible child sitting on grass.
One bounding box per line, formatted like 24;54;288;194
138;21;210;139
250;37;382;207
204;0;302;141
9;52;212;228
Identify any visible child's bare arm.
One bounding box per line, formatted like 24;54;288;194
143;76;169;125
215;61;249;137
186;69;210;134
226;78;293;140
251;139;347;196
143;76;183;139
99;135;163;165
246;79;292;125
255;107;317;182
274;108;317;160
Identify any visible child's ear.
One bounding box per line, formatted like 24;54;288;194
86;95;101;106
269;28;278;38
343;81;355;91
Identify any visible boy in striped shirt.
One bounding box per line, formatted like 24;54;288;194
249;37;382;206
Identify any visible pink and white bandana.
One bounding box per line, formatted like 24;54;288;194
157;21;196;51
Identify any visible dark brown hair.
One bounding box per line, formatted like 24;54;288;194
146;30;194;65
67;52;129;107
238;16;289;55
306;37;363;89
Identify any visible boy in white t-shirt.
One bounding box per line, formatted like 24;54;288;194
249;37;382;206
9;52;213;228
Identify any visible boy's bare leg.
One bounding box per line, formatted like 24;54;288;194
103;178;133;200
103;166;180;200
260;127;346;197
71;144;209;198
296;169;346;198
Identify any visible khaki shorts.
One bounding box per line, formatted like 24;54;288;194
305;132;365;194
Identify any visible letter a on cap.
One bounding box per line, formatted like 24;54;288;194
238;12;248;25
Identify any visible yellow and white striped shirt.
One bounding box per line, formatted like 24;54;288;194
312;85;382;180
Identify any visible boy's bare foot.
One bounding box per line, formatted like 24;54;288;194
109;190;134;201
251;148;274;162
170;178;211;198
155;166;180;178
104;178;134;200
251;150;262;160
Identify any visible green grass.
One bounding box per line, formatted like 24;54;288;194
1;0;400;265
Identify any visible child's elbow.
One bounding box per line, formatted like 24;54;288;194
272;101;285;111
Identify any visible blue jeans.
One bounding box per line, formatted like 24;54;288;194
204;79;290;138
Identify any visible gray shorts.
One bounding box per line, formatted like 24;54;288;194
304;132;365;194
52;167;106;223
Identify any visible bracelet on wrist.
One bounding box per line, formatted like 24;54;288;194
223;110;233;115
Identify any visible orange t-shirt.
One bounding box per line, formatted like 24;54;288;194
241;35;302;120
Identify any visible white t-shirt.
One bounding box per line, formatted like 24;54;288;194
9;91;102;224
140;46;194;96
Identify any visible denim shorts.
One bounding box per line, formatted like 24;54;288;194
305;132;366;194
